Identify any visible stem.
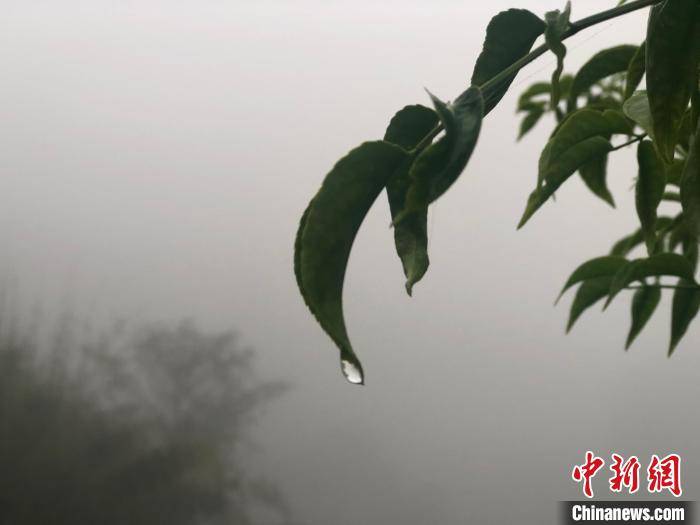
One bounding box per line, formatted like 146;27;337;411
480;0;661;94
411;0;662;153
626;284;700;291
610;134;647;152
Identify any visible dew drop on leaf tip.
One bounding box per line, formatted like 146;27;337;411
340;358;364;385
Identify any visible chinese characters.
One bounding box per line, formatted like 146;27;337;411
571;452;682;498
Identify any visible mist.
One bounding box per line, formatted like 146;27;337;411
1;1;698;523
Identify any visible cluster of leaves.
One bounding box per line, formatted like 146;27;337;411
294;0;700;384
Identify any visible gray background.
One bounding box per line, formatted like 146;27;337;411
1;1;698;523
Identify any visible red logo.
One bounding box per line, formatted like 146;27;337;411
572;451;605;498
609;454;640;494
572;452;682;498
648;454;682;497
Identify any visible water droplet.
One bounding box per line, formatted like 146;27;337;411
340;358;364;385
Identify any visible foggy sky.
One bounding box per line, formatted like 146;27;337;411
1;1;698;524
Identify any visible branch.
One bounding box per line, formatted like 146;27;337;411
626;283;700;291
610;134;647;152
412;0;663;153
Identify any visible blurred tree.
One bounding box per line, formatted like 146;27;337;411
0;319;291;525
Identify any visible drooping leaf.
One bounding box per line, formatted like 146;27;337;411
670;281;700;355
645;0;700;163
518;105;546;140
626;284;662;349
567;276;614;332
472;9;546;115
544;2;571;110
519;109;630;227
624;42;646;100
578;144;614;207
400;87;484;219
295;141;408;383
623;91;654;139
557;255;627;302
383;105;440;295
635;140;666;254
680;117;700;239
568;44;638;110
606;253;696;307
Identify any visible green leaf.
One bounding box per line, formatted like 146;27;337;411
520;138;612;227
517;82;552;111
472;9;545;115
400;87;484;218
295;141;408;384
635;140;666;254
609;217;675;256
624;42;646;100
383;105;440;295
384;104;439;151
568;44;638;110
578;145;614;207
666;158;686;186
680;117;700;239
566;276;614;332
606;253;696;308
623;91;654;139
518;106;546;140
558;256;627;302
519;109;629;227
645;0;700;163
626;284;661;349
544;2;571;110
670;281;700;355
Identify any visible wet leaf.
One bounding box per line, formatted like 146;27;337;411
558;255;627;302
670;281;700;355
626;284;661;349
606;253;696;307
645;0;700;163
400;87;484;218
295;141;408;383
383;105;440;295
567;276;614;332
568;44;638;110
635;140;666;254
624;42;646;100
472;9;545;115
544;2;571;109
